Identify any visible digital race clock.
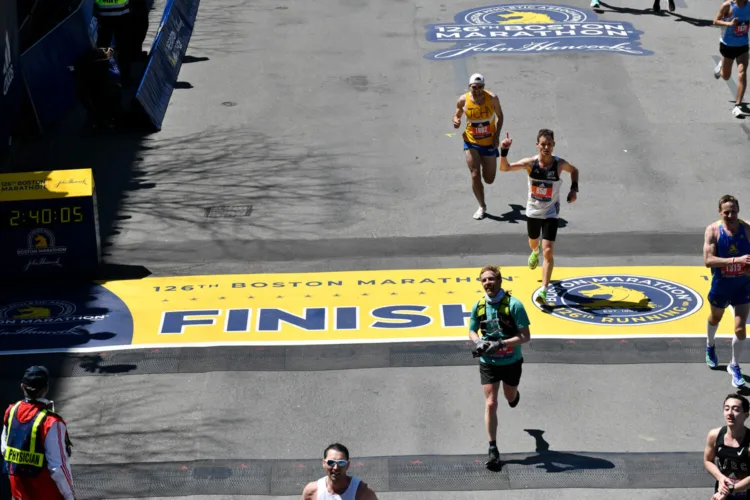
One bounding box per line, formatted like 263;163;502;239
0;169;101;277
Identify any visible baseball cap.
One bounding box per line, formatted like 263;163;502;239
21;366;49;391
469;73;485;86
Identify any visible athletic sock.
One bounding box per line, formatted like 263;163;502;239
732;337;745;366
708;322;719;347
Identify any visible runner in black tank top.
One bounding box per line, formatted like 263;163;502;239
705;394;750;499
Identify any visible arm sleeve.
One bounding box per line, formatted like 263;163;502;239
468;301;480;333
45;421;75;500
510;298;531;329
1;424;6;455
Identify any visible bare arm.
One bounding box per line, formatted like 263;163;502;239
715;1;735;27
500;155;534;173
490;92;503;147
704;224;731;268
453;95;466;128
560;160;579;203
705;428;732;498
501;326;530;347
301;482;317;500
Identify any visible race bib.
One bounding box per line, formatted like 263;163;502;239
723;262;746;276
489;346;514;358
470;122;492;139
735;21;749;36
531;181;552;201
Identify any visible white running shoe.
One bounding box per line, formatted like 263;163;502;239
714;61;722;79
590;0;600;6
732;105;746;118
473;206;486;220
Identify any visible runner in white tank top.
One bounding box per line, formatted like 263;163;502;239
499;129;580;306
315;476;361;500
301;443;378;500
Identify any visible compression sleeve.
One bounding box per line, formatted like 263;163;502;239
45;420;75;500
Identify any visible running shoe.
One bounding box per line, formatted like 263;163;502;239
590;0;600;6
728;363;746;387
536;289;548;306
714;61;722;79
486;446;500;466
733;105;748;118
473;207;486;220
706;345;719;368
668;0;675;11
528;249;539;269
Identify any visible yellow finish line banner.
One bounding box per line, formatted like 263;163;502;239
0;169;93;201
100;266;723;347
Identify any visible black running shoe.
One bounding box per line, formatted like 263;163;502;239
653;0;661;11
509;391;520;408
486;446;500;465
668;0;675;11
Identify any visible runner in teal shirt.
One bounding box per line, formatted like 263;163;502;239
468;265;532;470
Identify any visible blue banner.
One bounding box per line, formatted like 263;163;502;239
19;0;94;132
0;0;21;151
135;0;199;130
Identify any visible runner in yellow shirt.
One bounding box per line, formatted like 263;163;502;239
453;74;504;220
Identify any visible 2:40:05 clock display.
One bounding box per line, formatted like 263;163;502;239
5;207;84;227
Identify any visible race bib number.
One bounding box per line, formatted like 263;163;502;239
489;346;514;358
531;181;552;201
471;122;491;139
735;21;749;36
724;262;745;276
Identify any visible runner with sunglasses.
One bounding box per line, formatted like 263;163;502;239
453;73;504;220
301;443;378;499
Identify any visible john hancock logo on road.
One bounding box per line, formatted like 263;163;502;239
424;4;652;60
533;275;702;325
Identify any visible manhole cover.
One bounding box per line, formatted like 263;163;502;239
204;205;253;218
221;101;237;107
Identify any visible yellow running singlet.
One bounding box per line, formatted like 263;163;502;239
463;91;497;147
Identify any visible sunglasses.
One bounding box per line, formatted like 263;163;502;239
470;85;484;89
326;459;349;467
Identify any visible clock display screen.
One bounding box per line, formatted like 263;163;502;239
0;207;85;228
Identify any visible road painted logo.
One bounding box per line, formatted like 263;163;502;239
0;284;134;353
424;4;652;60
533;275;703;325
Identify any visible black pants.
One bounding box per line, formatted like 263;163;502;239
96;13;133;80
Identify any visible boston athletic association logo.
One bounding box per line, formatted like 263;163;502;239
533;275;702;325
424;4;652;60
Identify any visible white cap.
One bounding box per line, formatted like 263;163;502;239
469;73;485;85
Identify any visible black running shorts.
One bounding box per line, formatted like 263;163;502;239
720;42;749;60
479;359;523;386
527;217;559;242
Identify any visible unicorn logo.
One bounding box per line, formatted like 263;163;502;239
12;307;51;319
576;284;656;310
497;10;555;24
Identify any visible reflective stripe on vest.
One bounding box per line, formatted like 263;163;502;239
95;0;130;16
3;403;48;469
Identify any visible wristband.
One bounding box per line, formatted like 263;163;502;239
571;181;579;192
500;148;509;157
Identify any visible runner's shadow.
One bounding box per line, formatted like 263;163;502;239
504;429;616;473
78;354;138;374
666;11;713;27
595;2;668;17
486;204;568;228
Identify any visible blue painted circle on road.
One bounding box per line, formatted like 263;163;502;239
0;283;134;353
533;275;703;326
